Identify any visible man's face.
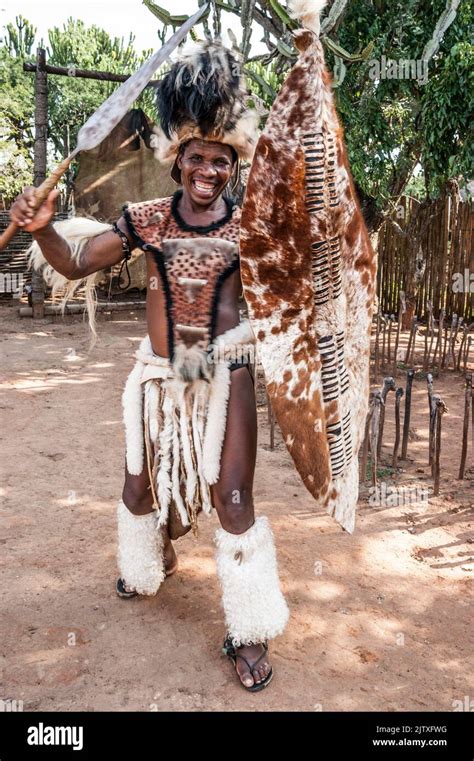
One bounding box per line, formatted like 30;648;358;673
177;139;235;207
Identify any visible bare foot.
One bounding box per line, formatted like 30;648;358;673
233;643;272;689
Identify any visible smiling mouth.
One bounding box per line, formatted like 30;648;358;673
192;179;218;194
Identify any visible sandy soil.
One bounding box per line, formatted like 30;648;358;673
0;301;473;712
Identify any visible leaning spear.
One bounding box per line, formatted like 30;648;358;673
0;4;208;251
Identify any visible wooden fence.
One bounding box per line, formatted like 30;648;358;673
1;192;472;320
377;193;473;323
0;210;69;294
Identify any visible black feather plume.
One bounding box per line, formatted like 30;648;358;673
156;42;244;140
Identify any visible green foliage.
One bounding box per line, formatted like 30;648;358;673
46;18;154;157
0;17;36;203
244;60;285;110
420;39;473;196
332;0;473;205
1;1;471;210
366;463;395;480
0;15;159;205
405;171;426;199
3;14;36;57
0;136;34;206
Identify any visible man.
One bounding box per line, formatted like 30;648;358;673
12;0;375;697
11;40;289;692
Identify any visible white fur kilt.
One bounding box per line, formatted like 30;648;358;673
122;321;255;536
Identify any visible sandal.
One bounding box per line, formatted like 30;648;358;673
222;636;274;692
116;560;178;599
116;577;138;598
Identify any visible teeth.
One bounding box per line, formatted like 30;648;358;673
194;181;215;191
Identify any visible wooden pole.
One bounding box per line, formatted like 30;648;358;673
360;392;375;483
405;316;417;366
377;376;395;458
253;362;258;403
369;392;383;488
401;369;415;460
387;314;394;365
373;311;381;381
441;322;449;369
409;319;418;366
381;314;387;369
269;404;275;450
451;315;461;369
433;309;444;372
393;291;405;377
447;314;457;369
423;303;431;371
392;387;404;468
427;301;435;369
433;396;448;496
427;372;435;467
32;47;48;319
24;60;161;86
457;324;467;370
464;336;472;373
472;366;474;451
458;373;472;479
265;389;275;450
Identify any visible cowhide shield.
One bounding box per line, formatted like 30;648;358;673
239;28;377;533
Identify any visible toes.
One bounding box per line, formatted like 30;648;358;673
254;662;269;683
232;645;271;688
237;665;254;688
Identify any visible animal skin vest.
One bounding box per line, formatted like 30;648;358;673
123;189;242;381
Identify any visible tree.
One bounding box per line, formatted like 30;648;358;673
1;2;471;218
0;15;155;206
46;19;153;161
143;0;472;228
0;16;36;206
331;0;472;227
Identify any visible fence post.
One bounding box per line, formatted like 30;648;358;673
458;373;472;479
401;369;415;460
32;47;48;319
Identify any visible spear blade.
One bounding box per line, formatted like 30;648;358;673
0;4;208;251
75;4;209;154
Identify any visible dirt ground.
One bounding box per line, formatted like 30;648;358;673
0;301;473;712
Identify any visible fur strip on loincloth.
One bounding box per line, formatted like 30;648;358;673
122;321;256;532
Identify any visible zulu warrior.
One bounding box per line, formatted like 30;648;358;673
10;0;375;692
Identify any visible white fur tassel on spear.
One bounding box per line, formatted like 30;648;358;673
288;0;328;36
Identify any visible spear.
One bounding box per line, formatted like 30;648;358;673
0;5;208;251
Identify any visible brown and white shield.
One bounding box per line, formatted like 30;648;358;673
239;25;377;533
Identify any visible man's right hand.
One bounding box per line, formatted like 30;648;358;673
10;187;59;233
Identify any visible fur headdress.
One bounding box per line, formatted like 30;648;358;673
151;40;260;182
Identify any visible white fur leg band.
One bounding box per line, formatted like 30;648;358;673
215;516;289;647
117;500;166;595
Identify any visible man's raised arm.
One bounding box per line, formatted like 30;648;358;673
10;187;132;280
